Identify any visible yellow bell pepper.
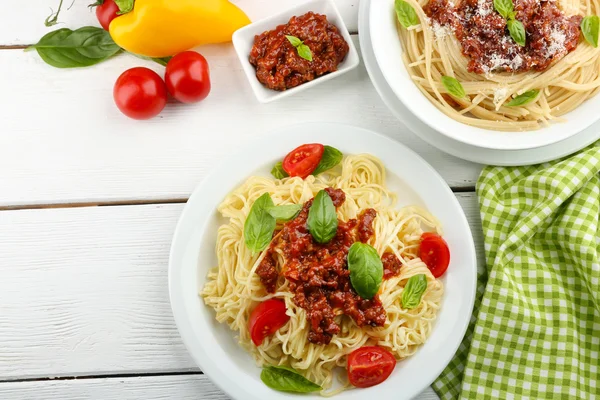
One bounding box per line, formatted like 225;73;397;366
109;0;251;58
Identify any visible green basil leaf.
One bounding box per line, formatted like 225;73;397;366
267;205;302;221
285;35;303;47
312;146;343;176
244;193;276;253
28;27;121;68
348;243;383;300
271;162;289;179
581;15;599;48
441;76;466;98
493;0;513;19
507;19;526;46
307;190;338;244
114;0;134;14
401;274;428;309
261;366;322;393
297;44;313;62
130;52;172;66
395;0;420;28
505;89;539;106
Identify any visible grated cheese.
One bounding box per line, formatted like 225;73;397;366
476;0;493;17
493;87;508;106
431;21;451;39
546;28;566;57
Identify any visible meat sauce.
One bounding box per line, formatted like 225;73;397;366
256;188;402;345
249;12;349;91
425;0;582;74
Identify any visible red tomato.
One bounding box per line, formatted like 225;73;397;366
420;232;450;278
165;52;211;104
96;0;119;31
249;299;290;346
113;67;167;120
347;346;396;388
282;144;325;179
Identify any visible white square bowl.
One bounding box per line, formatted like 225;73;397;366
232;0;360;103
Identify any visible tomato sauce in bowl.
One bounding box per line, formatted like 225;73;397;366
249;12;350;91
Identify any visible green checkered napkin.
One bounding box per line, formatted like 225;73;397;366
433;141;600;399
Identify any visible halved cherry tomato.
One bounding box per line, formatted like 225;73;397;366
249;299;290;346
420;232;450;278
282;144;324;179
347;346;396;388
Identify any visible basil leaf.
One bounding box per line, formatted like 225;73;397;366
114;0;134;14
130;53;172;66
312;146;343;176
395;0;420;28
402;274;428;309
285;35;303;47
505;89;539;106
261;366;322;393
271;162;289;179
493;0;513;19
267;205;302;221
348;243;383;300
441;76;466;98
508;19;526;46
28;27;121;68
244;193;276;253
581;15;599;48
307;190;338;244
297;44;313;62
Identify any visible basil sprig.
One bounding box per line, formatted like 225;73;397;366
505;89;539;106
270;146;343;180
307;190;338;244
493;0;526;46
395;0;420;28
267;204;302;221
402;274;428;309
441;76;466;98
348;243;383;299
27;27;121;68
312;146;343;176
271;162;289;179
581;16;599;48
286;35;313;62
244;193;276;253
507;19;526;46
261;366;322;393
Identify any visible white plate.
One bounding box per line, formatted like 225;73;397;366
370;0;600;150
232;0;359;103
169;123;477;400
360;0;600;165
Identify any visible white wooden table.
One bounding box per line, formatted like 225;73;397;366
0;1;484;398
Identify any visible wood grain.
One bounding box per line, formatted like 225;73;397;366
0;374;440;400
0;0;359;47
0;194;483;381
0;36;481;208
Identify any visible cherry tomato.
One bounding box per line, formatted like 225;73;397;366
347;346;396;388
420;232;450;278
249;299;290;346
165;51;211;104
282;144;325;179
113;67;167;120
96;0;119;31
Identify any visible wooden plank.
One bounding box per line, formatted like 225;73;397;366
0;37;481;207
0;0;359;47
0;194;483;380
0;375;440;399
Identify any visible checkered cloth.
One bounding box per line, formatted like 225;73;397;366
433;142;600;399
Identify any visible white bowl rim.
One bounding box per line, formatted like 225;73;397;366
168;122;477;400
369;0;600;150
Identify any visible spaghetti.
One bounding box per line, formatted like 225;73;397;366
202;154;444;394
397;0;600;131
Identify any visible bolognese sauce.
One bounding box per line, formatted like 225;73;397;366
425;0;582;74
249;12;350;91
256;188;387;345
